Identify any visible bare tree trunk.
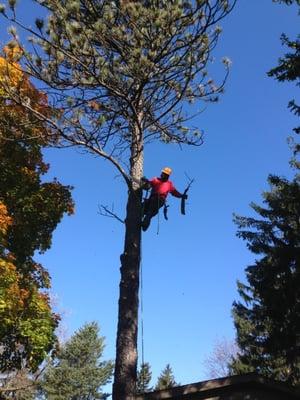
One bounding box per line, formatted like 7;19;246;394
112;120;143;400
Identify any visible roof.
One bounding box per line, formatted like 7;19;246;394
135;373;300;400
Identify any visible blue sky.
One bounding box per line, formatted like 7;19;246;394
0;0;299;388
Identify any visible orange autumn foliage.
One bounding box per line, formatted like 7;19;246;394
0;44;23;96
0;43;73;372
0;203;59;371
0;42;52;143
0;202;12;238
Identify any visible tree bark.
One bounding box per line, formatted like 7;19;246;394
113;119;143;400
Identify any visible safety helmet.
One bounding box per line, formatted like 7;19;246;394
161;167;172;176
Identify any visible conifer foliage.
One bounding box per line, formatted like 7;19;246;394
41;322;114;400
269;0;300;141
136;362;152;394
155;364;177;390
231;1;300;385
231;174;300;385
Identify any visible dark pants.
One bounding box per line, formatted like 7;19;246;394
142;195;165;231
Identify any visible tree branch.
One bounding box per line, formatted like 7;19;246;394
98;204;125;224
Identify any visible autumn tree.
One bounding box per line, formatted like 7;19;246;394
41;322;114;400
155;364;177;390
0;1;236;398
0;43;73;381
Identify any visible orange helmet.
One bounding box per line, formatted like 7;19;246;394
161;167;172;176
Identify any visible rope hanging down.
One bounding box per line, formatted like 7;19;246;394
140;238;145;369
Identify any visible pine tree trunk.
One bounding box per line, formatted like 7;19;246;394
112;120;143;400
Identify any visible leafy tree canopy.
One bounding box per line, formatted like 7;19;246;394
0;43;74;372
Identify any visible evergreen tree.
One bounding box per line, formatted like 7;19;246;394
272;0;300;6
41;322;114;400
136;362;152;394
0;2;236;398
231;174;300;386
155;364;177;390
269;0;300;150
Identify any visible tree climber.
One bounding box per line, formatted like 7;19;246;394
141;167;187;231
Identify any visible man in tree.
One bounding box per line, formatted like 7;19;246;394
141;167;187;231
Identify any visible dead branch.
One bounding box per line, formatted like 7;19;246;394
98;204;125;224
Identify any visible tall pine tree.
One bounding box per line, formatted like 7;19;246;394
231;174;300;385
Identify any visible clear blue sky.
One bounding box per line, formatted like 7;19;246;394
1;0;299;388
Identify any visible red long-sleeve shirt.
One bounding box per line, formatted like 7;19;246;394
149;177;182;199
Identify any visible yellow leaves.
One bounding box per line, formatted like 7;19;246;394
0;259;23;312
20;166;38;181
0;258;50;316
3;43;23;62
0;42;53;146
0;42;49;110
0;44;23;96
0;256;56;371
0;202;12;237
0;258;51;315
